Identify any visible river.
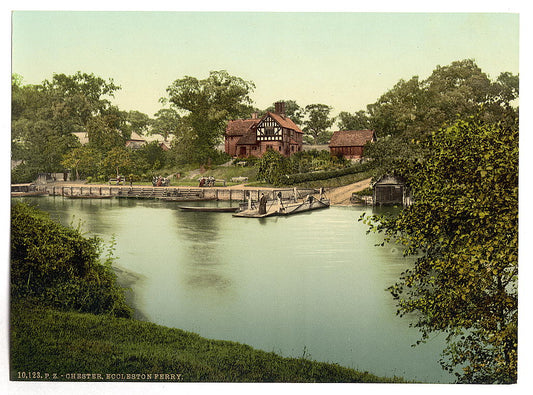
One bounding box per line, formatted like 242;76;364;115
15;196;454;383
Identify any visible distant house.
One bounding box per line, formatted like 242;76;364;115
125;132;147;149
225;102;304;158
329;130;376;160
372;175;412;206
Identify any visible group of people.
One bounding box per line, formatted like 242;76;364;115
152;176;170;187
198;176;216;187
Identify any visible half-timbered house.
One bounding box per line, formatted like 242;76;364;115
329;129;376;160
225;102;303;158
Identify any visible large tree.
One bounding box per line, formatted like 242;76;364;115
337;110;372;131
164;70;255;163
367;59;519;140
363;59;519;178
150;107;182;141
61;146;102;180
363;114;518;383
302;104;335;145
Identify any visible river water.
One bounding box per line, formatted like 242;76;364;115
15;196;454;383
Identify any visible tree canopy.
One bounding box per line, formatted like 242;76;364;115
363;114;518;383
164;70;255;163
302;104;335;144
11;72;123;181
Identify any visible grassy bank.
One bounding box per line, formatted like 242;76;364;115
10;302;404;383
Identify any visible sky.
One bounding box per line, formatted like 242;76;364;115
10;10;520;120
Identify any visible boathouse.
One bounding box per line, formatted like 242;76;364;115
225;102;304;158
329;130;376;160
372;175;412;206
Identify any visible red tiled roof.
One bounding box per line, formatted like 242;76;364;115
226;118;260;136
329;130;376;147
266;112;303;134
236;130;257;145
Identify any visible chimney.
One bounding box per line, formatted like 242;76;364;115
251;112;258;119
274;101;286;116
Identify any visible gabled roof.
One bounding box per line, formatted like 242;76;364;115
264;112;303;134
226;118;260;136
329;130;376;147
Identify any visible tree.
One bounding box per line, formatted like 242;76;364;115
61;146;102;180
363;114;518;383
131;141;167;173
337;110;371;131
11;72;121;179
86;115;125;153
302;104;335;144
367;76;424;138
150;107;182;141
367;60;519;140
102;146;132;178
165;70;255;163
124;110;151;136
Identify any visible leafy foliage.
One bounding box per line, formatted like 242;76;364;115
362;115;518;383
337;110;372;131
11;72;122;179
165;70;255;163
302;104;335;144
10;202;132;318
256;150;290;185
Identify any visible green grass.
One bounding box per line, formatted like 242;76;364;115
10;302;405;383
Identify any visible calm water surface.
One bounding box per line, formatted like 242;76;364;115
17;196;453;383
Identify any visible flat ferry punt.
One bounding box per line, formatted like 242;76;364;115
233;188;330;218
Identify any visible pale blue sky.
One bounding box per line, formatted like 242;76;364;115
11;11;519;118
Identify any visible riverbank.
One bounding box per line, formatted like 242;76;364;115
10;301;405;383
29;178;373;206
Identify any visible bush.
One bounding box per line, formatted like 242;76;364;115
280;161;374;186
10;202;132;318
11;162;37;184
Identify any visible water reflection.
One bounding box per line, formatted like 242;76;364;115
173;210;233;293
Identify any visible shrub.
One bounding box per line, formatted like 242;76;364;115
10;202;132;317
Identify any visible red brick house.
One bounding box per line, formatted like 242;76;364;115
329;130;377;160
225;102;303;158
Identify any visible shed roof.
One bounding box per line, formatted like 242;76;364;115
329;130;376;147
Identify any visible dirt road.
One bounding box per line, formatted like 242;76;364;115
326;178;372;205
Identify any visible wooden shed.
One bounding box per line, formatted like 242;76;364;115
372;175;412;206
329;130;376;160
